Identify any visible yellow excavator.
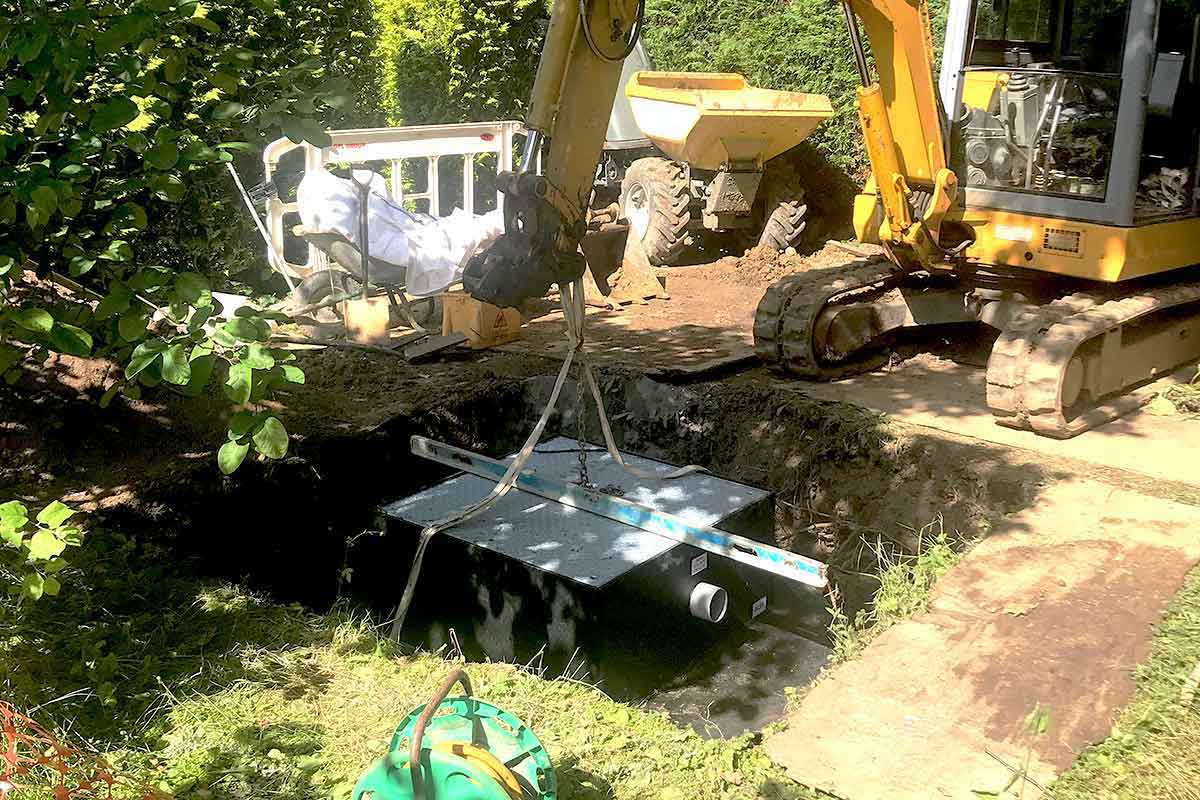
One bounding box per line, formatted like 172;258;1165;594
464;0;1200;439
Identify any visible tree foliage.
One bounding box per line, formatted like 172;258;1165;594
372;0;545;126
0;0;374;471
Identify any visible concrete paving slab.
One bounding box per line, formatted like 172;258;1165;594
783;354;1200;492
764;479;1200;799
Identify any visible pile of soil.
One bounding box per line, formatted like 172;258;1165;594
688;240;883;289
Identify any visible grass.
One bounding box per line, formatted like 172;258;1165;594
1046;564;1200;800
1148;366;1200;418
1;527;821;800
8;519;1196;799
826;517;959;664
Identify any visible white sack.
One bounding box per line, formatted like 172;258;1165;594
296;167;504;296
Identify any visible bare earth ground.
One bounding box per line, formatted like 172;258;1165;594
4;241;1200;798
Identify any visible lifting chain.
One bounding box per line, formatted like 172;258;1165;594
574;361;593;490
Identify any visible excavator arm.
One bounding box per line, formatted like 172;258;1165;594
841;0;961;266
464;0;643;308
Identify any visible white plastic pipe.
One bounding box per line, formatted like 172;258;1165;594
689;582;728;623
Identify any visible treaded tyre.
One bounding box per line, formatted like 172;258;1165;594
757;161;808;252
620;157;691;266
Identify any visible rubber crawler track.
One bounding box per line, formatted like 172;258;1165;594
986;281;1200;438
753;257;904;379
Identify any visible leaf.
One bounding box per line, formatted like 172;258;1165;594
225;361;252;404
172;272;210;307
280;364;305;384
36;500;74;528
95;284;133;320
48;323;93;357
14;308;53;334
128;266;171;291
0;344;20;373
162;53;186;83
187;16;221;34
28;530;66;560
160;343;191;385
119;307;151;341
42;576;61;596
252;416;288;459
16;29;48;63
99;384;121;408
125;340;166;379
212;102;244;121
99;240;133;262
243;342;275;370
210;71;238;94
110;202;148;232
150;173;185;202
187;304;213;333
0;500;28;529
95;16;145;54
176;354;212;397
222;317;266;342
30;185;58;216
91;97;140;132
69;255;97;276
282;116;332;148
22;573;44;601
1;527;22;548
218;440;249;474
227;410;257;439
146;140;179;170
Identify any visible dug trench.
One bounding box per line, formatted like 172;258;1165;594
1;346;1055;738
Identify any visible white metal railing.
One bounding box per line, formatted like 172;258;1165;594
262;121;526;279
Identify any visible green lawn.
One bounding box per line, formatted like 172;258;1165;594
4;526;1197;800
1;528;816;800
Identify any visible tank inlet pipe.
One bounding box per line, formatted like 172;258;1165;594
689;582;729;623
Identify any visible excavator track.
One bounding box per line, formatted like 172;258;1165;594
986;281;1200;438
753;257;905;379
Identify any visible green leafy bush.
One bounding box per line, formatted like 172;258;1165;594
0;0;369;469
0;501;81;601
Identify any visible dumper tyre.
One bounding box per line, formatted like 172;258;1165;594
757;161;808;252
620;157;692;266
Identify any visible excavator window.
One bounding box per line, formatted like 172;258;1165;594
1136;2;1199;219
956;0;1130;202
969;0;1130;70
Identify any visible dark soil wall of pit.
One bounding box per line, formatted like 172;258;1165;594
4;349;1055;623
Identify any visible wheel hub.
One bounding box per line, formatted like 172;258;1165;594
624;182;651;241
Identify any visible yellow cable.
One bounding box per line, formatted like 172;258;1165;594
431;741;523;799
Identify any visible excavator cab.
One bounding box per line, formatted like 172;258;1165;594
945;0;1199;235
757;0;1200;437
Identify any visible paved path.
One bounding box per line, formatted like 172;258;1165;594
765;478;1200;799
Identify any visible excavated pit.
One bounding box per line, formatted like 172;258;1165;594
8;349;1051;738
